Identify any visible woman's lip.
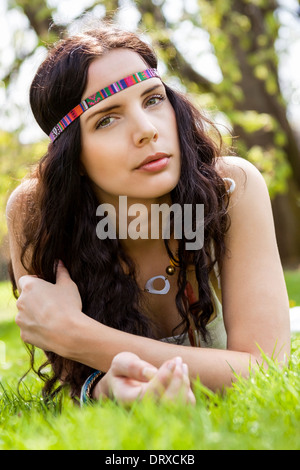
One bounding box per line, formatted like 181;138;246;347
137;156;170;172
137;153;171;170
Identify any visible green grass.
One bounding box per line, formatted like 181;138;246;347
0;276;300;450
285;269;300;307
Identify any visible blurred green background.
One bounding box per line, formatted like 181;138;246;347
1;0;300;279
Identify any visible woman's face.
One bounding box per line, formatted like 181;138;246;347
80;49;181;205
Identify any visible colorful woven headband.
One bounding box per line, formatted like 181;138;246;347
49;68;160;142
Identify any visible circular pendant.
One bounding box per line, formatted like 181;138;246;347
144;275;170;295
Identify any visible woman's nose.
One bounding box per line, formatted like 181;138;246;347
132;112;158;147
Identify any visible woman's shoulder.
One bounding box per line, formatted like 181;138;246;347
215;156;268;206
6;177;38;226
216;156;265;183
6;178;38;285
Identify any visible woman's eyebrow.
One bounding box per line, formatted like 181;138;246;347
84;83;164;123
85;104;122;122
140;83;164;97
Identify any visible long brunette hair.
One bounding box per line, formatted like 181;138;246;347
10;24;230;399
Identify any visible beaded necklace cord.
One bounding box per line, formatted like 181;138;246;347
144;177;235;295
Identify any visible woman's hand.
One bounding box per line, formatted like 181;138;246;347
93;352;196;406
16;261;83;355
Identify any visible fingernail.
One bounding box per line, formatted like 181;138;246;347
167;361;176;372
175;356;182;366
182;363;189;377
142;367;157;380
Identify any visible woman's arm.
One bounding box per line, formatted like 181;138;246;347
9;158;291;392
218;157;290;361
16;267;276;392
16;268;258;391
6;180;35;286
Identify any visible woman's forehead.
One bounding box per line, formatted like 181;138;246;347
83;49;148;99
49;47;159;142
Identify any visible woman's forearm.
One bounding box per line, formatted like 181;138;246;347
15;265;287;393
16;270;252;391
65;313;256;392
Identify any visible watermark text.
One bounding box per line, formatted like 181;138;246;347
96;196;204;250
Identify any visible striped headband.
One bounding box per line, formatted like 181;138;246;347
49;68;160;142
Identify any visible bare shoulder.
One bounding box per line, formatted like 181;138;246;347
6;178;38;286
215;156;269;208
215;159;290;360
216;155;266;187
6;178;38;226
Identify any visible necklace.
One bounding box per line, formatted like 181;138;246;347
144;258;201;346
144;258;177;295
143;177;236;296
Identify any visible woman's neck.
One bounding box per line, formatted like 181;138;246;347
96;191;174;253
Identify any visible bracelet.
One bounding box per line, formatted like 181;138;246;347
80;370;106;406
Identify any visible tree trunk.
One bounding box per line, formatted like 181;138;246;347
272;182;300;267
227;0;300;187
221;0;300;264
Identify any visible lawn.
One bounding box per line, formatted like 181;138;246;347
0;275;299;451
285;269;300;307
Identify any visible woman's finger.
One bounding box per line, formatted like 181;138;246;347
163;361;196;405
18;274;38;293
111;352;158;382
142;358;179;399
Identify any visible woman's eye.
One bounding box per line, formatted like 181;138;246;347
96;116;114;129
146;94;165;107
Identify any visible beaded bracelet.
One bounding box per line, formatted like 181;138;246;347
80;370;106;406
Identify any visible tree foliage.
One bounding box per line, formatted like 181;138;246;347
0;131;46;242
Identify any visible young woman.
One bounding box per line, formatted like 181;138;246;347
6;24;290;405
